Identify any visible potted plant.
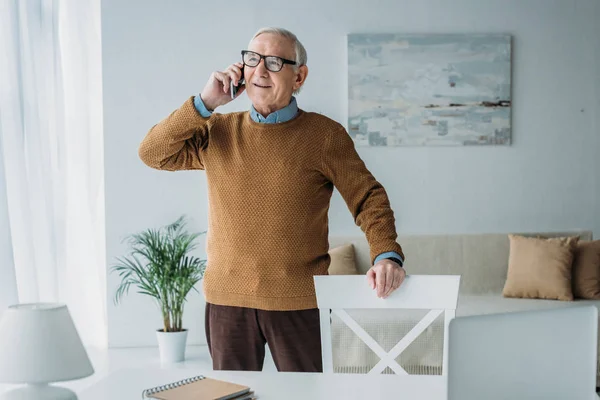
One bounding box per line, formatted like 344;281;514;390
111;215;206;364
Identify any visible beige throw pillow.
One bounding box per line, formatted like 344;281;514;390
503;235;578;301
572;240;600;299
328;244;359;275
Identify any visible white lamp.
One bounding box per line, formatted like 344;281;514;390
0;303;94;400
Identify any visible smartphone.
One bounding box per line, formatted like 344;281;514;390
230;66;245;99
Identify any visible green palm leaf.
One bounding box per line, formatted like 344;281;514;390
110;215;207;332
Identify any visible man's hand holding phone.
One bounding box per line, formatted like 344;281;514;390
199;62;245;111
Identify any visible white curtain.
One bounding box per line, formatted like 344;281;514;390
0;0;106;347
0;132;18;312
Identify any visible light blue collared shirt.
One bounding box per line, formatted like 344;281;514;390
193;95;404;268
194;94;299;123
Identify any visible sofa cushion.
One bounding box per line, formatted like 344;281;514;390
573;240;600;299
328;244;360;275
502;235;578;301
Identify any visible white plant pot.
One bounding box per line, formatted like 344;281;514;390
156;329;188;364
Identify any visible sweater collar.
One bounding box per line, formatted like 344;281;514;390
250;97;298;124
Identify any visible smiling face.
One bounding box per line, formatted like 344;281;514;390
244;33;308;117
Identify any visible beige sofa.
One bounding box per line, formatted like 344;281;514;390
328;230;599;382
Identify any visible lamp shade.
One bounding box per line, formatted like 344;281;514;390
0;303;94;384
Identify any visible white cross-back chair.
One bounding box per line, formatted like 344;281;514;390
314;274;461;376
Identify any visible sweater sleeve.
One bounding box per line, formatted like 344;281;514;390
138;96;210;171
321;127;405;265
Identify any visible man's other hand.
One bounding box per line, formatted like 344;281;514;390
366;259;406;298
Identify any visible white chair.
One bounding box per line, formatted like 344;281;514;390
314;274;461;376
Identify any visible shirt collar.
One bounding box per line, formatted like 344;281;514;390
250;96;298;124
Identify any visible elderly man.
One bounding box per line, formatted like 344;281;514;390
139;27;406;373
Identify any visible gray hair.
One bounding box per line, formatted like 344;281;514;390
249;27;307;94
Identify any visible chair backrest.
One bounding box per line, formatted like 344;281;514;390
314;274;461;375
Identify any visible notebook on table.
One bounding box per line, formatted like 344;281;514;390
142;375;254;400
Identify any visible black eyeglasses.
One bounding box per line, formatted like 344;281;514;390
241;50;297;72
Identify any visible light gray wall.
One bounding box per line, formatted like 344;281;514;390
102;0;600;347
594;0;600;243
0;130;18;312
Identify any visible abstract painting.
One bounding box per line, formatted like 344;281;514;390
348;34;512;146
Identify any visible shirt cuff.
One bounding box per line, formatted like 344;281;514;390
194;95;213;118
374;251;404;267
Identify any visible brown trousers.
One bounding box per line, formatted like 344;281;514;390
205;302;323;372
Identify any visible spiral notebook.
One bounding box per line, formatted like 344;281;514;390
142;375;254;400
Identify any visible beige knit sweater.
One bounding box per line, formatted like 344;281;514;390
139;97;404;310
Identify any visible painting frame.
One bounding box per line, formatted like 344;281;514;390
347;33;513;147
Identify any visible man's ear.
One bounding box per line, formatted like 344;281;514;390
293;65;308;91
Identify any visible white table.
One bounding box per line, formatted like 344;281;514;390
79;367;447;399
